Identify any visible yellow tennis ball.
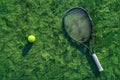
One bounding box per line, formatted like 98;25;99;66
28;35;36;43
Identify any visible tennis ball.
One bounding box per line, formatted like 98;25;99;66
28;35;36;43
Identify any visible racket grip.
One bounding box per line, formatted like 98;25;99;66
92;53;103;72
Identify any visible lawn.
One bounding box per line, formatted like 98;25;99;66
0;0;120;80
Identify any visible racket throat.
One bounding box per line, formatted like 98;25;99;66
81;43;93;54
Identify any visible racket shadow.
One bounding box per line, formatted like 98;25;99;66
83;44;100;77
62;22;100;77
22;42;33;56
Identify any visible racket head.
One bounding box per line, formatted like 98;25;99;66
62;7;93;43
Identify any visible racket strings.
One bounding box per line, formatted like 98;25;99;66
64;11;91;42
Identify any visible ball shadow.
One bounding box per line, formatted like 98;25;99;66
62;20;100;77
22;42;33;56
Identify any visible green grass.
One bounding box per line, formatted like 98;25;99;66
0;0;120;80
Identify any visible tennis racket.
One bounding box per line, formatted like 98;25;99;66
62;7;103;72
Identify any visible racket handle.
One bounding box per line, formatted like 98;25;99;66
92;53;103;72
